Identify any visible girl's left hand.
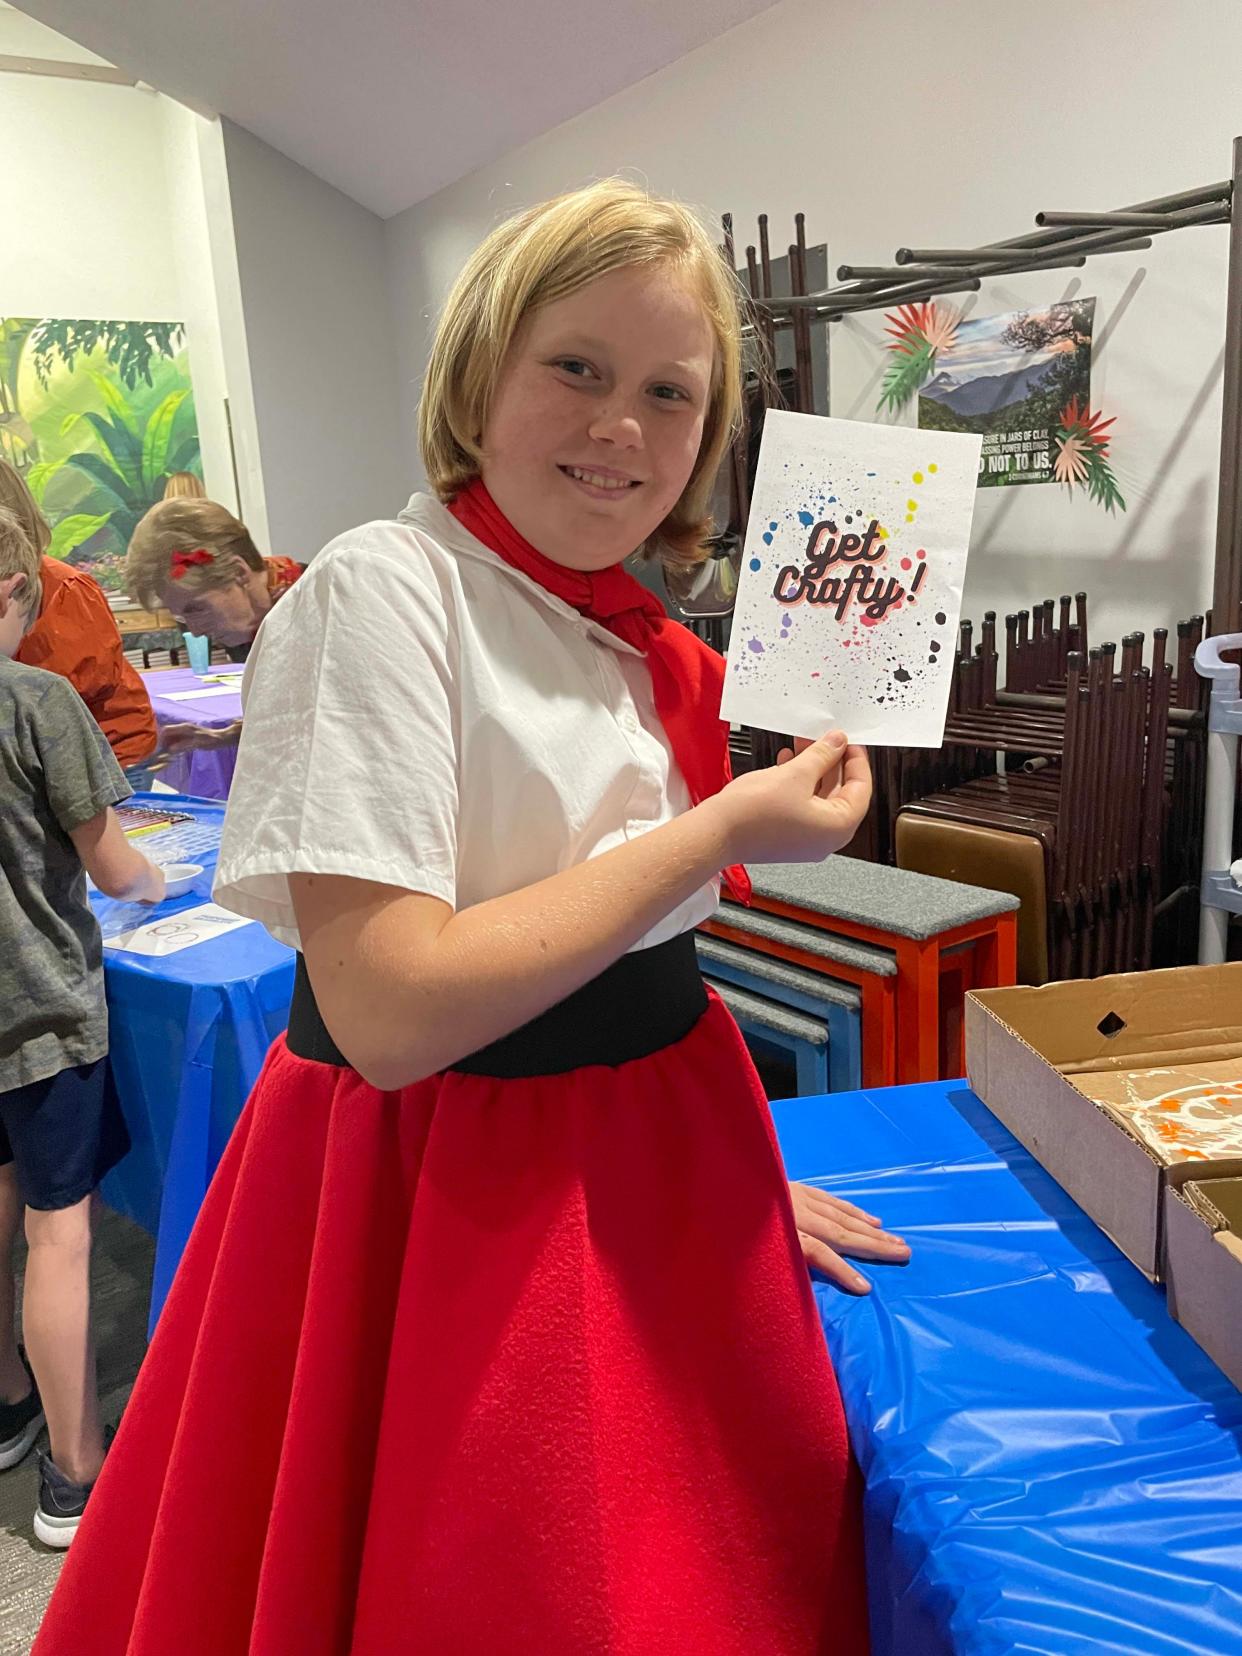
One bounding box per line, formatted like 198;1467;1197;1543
789;1182;911;1296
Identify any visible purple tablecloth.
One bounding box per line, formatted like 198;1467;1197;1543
141;667;242;800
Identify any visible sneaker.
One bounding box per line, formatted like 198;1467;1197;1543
0;1350;44;1472
33;1425;113;1550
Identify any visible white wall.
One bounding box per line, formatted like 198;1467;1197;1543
0;12;177;319
0;26;240;516
384;0;1242;648
219;120;409;560
0;24;410;571
156;99;248;525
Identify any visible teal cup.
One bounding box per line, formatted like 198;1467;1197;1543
182;632;211;676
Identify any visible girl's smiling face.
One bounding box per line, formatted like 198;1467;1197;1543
479;262;716;572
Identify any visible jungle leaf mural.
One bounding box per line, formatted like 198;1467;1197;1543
0;317;201;591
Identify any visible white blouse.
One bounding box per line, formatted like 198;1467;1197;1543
213;493;720;952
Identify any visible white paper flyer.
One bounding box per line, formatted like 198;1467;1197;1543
720;411;982;746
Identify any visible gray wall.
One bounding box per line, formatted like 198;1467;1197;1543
221;119;410;560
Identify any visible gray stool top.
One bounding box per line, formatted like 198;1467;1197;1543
696;934;861;1009
751;857;1020;942
704;977;830;1045
709;901;897;977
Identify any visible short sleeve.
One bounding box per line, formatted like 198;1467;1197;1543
213;530;459;945
27;674;132;833
18;570;157;765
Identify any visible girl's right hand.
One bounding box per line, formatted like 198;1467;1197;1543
711;732;872;865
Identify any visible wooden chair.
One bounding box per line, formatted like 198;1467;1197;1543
897;816;1049;985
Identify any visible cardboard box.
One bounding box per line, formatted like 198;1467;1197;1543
966;964;1242;1279
1164;1175;1242;1390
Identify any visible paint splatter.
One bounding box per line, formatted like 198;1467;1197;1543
935;612;947;625
894;667;911;683
900;557;912;571
762;532;774;545
930;640;941;654
907;499;918;512
928;463;938;473
747;638;765;654
749;557;761;572
798;510;814;527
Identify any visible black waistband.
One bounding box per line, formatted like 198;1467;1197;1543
286;932;708;1079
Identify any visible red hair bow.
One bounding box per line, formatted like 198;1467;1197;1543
170;547;214;579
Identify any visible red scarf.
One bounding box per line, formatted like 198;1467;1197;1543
448;479;750;904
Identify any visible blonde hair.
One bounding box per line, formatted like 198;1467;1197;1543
0;457;51;558
164;471;206;500
0;504;42;617
418;178;745;571
127;498;264;608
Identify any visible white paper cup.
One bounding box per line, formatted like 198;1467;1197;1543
161;862;204;899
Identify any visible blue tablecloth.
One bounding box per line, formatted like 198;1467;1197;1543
772;1081;1242;1656
91;793;294;1328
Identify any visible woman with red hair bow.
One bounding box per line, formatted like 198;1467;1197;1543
126;498;303;753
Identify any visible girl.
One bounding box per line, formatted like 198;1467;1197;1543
35;180;903;1655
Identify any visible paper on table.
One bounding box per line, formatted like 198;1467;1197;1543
102;901;254;956
162;687;241;702
720;412;982;747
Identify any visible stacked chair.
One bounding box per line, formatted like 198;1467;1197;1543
894;596;1212;981
695;932;863;1095
727;588;1211;985
698;857;1019;1093
699;901;891;1089
898;641;1171;983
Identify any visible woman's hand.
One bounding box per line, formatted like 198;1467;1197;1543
155;719;243;755
713;733;872;866
789;1182;910;1295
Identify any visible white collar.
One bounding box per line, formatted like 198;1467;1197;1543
397;492;643;658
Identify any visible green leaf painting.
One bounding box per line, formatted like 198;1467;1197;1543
0;316;202;591
47;512;113;563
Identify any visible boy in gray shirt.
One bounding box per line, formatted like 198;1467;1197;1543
0;507;163;1547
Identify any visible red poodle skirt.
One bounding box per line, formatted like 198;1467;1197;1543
35;946;868;1655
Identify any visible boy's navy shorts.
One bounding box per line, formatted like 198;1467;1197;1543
0;1059;130;1211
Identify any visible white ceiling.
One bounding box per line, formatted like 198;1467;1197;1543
11;0;780;217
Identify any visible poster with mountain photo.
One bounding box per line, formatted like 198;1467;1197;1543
918;299;1094;487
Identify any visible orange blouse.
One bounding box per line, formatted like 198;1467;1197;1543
16;559;157;767
266;555;303;600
